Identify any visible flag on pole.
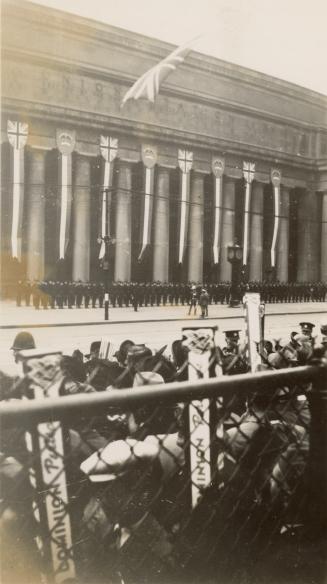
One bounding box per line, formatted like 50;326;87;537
121;37;199;107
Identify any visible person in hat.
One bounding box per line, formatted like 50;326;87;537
299;322;315;342
114;340;135;367
85;340;101;360
222;330;241;356
10;331;36;363
188;287;198;316
85;340;101;375
80;439;176;583
199;288;210;318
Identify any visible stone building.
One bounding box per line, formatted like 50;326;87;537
1;0;327;288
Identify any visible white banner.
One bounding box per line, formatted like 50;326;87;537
23;352;76;583
183;327;215;508
213;176;222;264
7;121;28;260
243;293;262;373
271;184;280;268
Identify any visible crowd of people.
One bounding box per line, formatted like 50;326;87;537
13;279;327;310
1;316;327;582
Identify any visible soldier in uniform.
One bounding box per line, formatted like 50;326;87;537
24;279;32;307
117;282;123;308
75;281;83;308
110;282;117;307
16;280;23;307
221;330;248;414
199;288;210;318
188;286;198;316
39;281;48;309
32;280;41;310
97;282;104;309
67;281;75;309
84;281;91;308
162;282;168;306
299;322;315;343
131;283;140;312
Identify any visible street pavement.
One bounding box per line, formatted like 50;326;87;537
0;300;326;376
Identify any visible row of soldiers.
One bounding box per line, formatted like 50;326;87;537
15;279;327;309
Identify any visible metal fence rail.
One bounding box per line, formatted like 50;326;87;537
1;363;326;584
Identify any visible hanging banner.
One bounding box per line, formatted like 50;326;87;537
56;131;75;260
99;136;118;259
178;149;193;264
20;350;76;583
138;145;157;262
182;326;216;508
242;162;255;266
7;120;28;260
212;157;225;264
270;169;281;268
243;293;262;373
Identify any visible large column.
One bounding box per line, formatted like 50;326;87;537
249;181;264;281
26;148;46;280
114;161;132;281
276;185;290;282
297;190;319;281
188;172;204;282
72;154;91;281
153;166;170;282
220;177;235;281
321;192;327;281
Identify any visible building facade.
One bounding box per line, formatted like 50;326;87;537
1;0;327;287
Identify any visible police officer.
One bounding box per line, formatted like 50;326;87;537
222;330;241;356
16;280;23;307
299;322;315;342
199;288;209;318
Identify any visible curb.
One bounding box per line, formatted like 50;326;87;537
0;309;324;330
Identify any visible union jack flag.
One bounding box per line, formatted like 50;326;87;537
121;37;199;107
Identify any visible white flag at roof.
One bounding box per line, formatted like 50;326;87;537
121;36;199;107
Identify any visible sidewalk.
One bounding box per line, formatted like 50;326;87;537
0;299;325;329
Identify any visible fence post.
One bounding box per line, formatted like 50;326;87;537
307;361;327;537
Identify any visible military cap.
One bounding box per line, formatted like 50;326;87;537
299;322;315;331
10;331;36;351
320;324;327;336
223;330;241;340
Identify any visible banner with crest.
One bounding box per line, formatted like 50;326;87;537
178;149;193;264
56;130;75;260
99;136;118;259
138;145;157;262
7;120;28;260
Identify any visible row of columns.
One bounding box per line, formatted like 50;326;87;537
11;146;327;284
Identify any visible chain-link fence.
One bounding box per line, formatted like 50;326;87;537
1;346;326;584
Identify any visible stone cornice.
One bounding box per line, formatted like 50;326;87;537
2;97;319;172
3;47;326;133
2;0;327;112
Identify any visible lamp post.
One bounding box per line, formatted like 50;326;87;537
98;234;115;321
227;240;243;307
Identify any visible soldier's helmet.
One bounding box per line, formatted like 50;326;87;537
10;331;36;351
